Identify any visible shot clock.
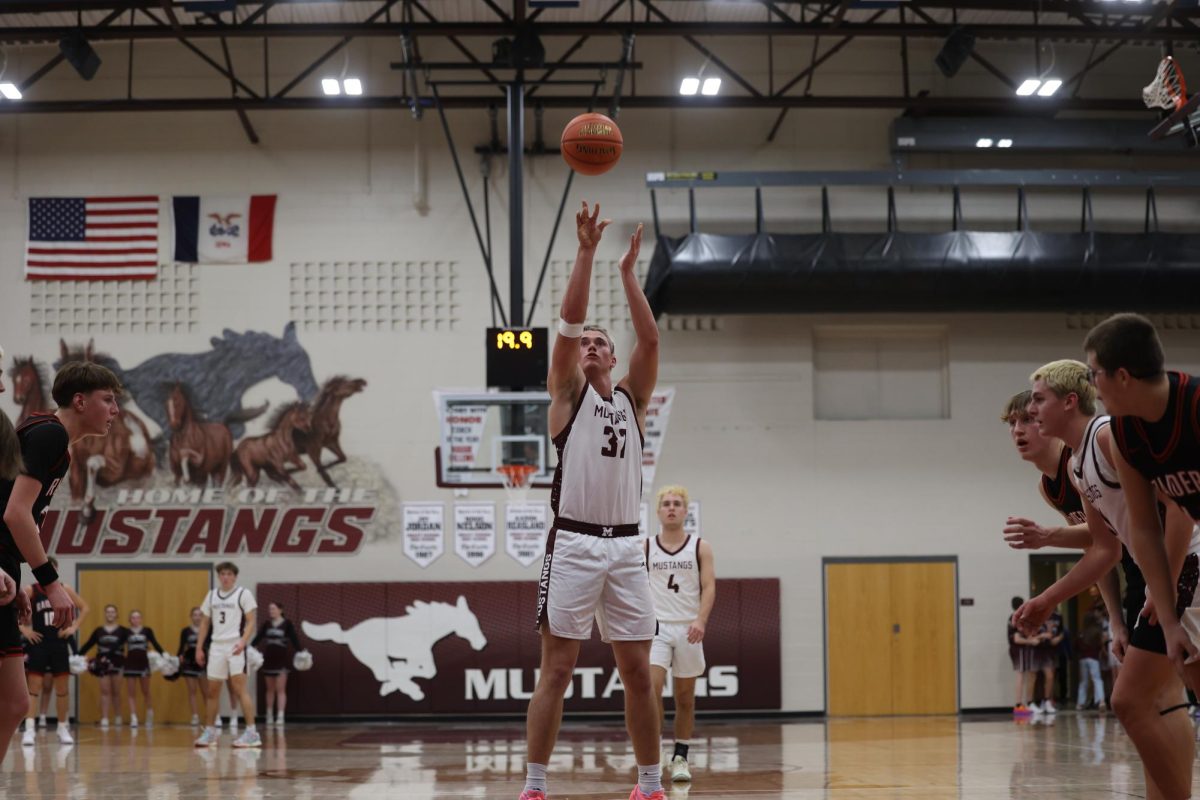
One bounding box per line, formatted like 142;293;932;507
486;327;548;389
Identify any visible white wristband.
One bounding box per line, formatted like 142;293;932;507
558;319;584;338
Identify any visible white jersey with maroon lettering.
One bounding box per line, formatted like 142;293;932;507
648;535;701;623
552;383;643;527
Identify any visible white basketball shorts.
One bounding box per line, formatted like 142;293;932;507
207;641;246;681
537;527;657;642
650;621;706;679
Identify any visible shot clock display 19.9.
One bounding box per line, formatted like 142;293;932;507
486;327;548;388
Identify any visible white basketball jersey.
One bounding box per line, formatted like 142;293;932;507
1071;415;1200;555
648;535;702;623
201;586;257;643
551;383;643;527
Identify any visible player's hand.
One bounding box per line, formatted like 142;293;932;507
1164;620;1200;667
15;590;32;627
1013;596;1052;637
0;572;16;606
1003;517;1052;550
1140;596;1159;625
44;582;75;628
618;223;643;275
232;640;245;655
25;629;43;644
1110;622;1129;664
196;649;206;667
687;620;706;644
576;201;611;250
58;626;76;639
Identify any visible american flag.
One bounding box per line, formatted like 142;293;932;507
25;196;160;281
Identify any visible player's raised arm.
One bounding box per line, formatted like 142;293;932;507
615;223;657;420
549;202;608;409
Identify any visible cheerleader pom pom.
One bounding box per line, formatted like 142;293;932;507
293;650;314;671
68;654;88;675
147;651;165;672
160;655;180;677
246;646;264;673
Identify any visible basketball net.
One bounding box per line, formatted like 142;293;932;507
497;463;538;505
1144;56;1188;111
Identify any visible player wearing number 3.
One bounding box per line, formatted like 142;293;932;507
521;202;663;800
193;562;261;748
648;485;715;784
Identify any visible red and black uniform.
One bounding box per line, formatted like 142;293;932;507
122;627;164;677
1113;372;1200;522
24;584;74;676
251;618;302;675
177;625;210;678
79;625;129;677
0;414;70;659
1047;444;1148;636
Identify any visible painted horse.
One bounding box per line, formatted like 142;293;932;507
293;375;367;488
231;401;312;491
8;356;52;426
166;382;234;487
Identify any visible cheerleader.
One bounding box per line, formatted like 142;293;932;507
122;610;165;728
79;605;128;728
177;606;210;726
251;602;302;727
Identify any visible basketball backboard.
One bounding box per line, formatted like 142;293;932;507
433;390;555;488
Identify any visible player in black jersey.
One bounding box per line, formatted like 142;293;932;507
122;610;165;728
178;606;210;726
251;601;303;726
1086;314;1200;679
17;557;88;745
80;604;130;728
0;361;120;763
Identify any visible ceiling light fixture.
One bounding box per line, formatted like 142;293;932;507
0;82;21;100
679;77;700;96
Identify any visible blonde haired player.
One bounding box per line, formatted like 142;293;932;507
522;202;661;800
193;562;260;748
648;485;715;784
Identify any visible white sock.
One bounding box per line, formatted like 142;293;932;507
638;763;663;794
524;762;548;793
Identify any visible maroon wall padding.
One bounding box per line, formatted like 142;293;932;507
258;578;779;716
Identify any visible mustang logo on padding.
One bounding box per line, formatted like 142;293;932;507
302;596;487;700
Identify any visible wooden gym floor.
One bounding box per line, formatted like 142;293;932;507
0;713;1191;798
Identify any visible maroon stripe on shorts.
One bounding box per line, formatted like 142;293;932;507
535;527;558;631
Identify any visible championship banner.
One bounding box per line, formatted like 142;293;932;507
642;388;675;491
439;401;489;471
172;195;276;263
402;504;445;568
505;503;548;567
264;578;780;715
454;503;496;567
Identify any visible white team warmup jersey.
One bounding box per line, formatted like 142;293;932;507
201;586;257;643
1071;415;1200;555
552;383;643;527
648;534;702;623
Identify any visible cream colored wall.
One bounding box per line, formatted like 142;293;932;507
1;36;1197;712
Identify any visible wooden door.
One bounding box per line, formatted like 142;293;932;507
77;567;211;724
826;559;957;716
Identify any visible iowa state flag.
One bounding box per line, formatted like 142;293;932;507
172;195;276;263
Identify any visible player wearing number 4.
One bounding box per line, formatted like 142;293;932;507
648;485;715;784
194;562;261;749
522;202;662;800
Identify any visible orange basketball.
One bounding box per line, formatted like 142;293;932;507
561;112;623;176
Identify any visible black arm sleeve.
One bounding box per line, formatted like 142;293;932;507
79;627;101;655
145;627;165;654
285;619;302;650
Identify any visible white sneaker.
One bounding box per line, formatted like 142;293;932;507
129;714;139;728
265;712;274;726
114;716;123;727
232;728;262;748
56;725;74;745
22;727;35;747
37;715;47;729
99;718;109;729
190;714;200;726
1027;701;1043;714
670;756;692;783
1044;700;1058;714
276;713;285;728
194;727;219;748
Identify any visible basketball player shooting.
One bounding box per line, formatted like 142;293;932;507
522;202;663;800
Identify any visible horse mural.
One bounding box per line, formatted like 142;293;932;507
294;375;367;488
301;597;488;701
230;401;311;491
8;356;52;426
53;322;318;441
166;382;233;487
56;340;156;520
